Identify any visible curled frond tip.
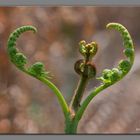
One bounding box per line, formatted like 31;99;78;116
98;23;135;86
7;26;37;70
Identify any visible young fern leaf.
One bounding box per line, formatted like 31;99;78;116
7;26;51;79
8;26;36;70
75;23;135;121
97;23;134;86
7;26;69;117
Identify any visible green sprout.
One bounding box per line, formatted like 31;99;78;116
7;23;135;134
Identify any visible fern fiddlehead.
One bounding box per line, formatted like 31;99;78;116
97;23;134;86
7;23;135;134
75;23;135;121
70;40;97;113
8;26;36;70
7;26;69;117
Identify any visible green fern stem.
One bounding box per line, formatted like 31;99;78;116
70;76;88;112
36;76;69;117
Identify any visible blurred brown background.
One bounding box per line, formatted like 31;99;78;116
0;7;140;134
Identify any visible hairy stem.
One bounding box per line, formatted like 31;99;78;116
70;76;88;112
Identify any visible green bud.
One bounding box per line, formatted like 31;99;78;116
8;47;18;57
29;62;45;76
111;68;120;81
101;68;120;83
124;48;134;57
102;69;112;79
90;42;98;56
79;40;98;59
15;53;27;68
119;60;131;73
28;62;51;79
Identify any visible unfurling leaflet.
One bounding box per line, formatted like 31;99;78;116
97;23;134;86
74;40;97;79
7;26;36;70
7;26;69;119
7;26;51;79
